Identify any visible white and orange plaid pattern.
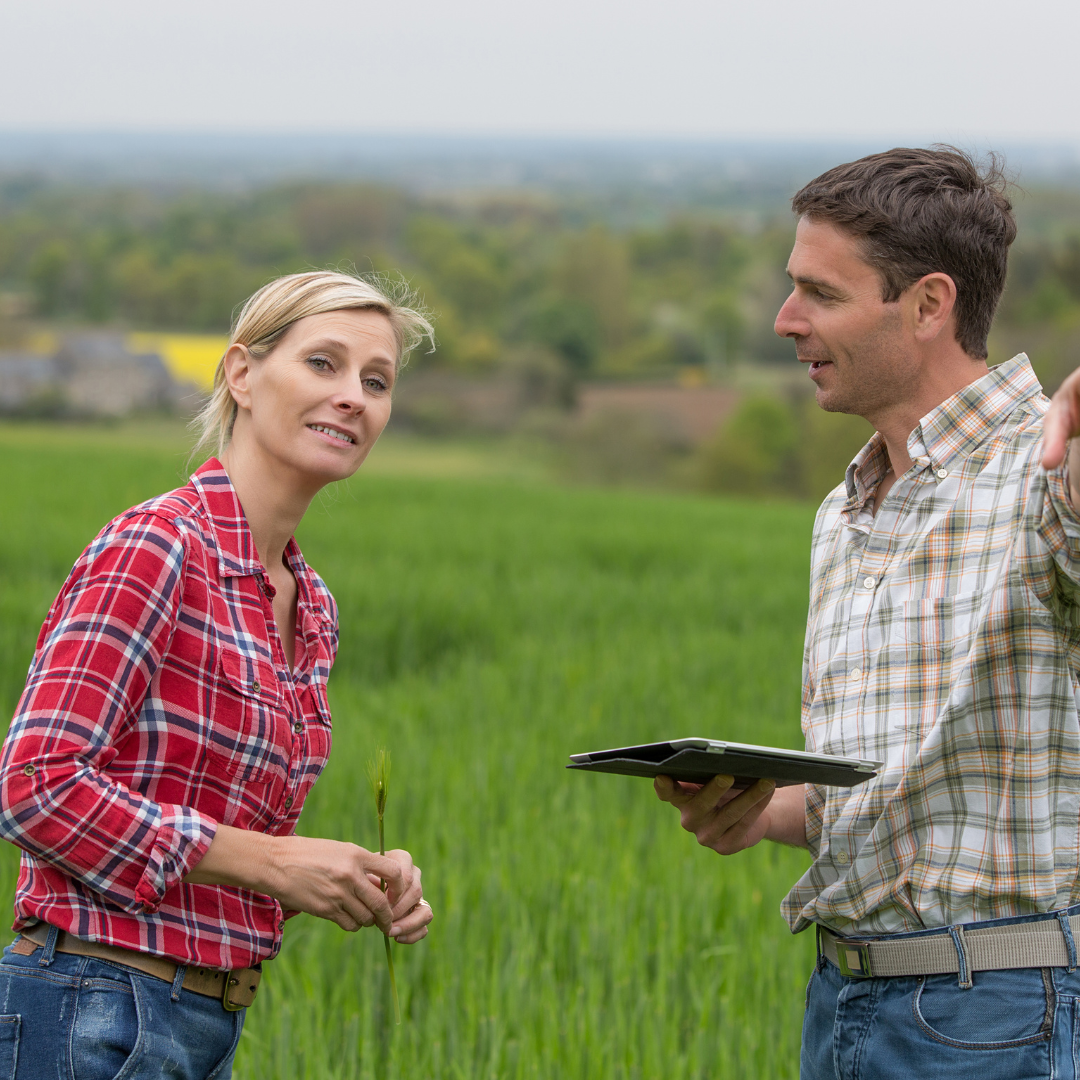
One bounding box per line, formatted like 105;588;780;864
784;354;1080;937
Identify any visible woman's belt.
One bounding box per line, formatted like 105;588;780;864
13;922;261;1010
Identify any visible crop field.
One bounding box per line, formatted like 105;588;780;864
0;422;818;1078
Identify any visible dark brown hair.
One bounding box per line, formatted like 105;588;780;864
791;146;1016;358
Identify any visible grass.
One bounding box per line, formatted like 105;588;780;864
0;421;818;1078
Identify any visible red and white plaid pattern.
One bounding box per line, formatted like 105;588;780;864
784;355;1080;937
0;460;338;970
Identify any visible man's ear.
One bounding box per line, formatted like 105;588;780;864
222;344;253;411
910;272;958;343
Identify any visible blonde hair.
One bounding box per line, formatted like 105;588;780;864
190;270;433;460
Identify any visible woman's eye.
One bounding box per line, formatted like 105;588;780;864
307;355;333;372
363;377;389;393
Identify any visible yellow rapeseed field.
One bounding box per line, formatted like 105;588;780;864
127;333;227;390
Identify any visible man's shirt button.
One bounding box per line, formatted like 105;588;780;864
862;576;876;590
936;468;949;479
835;850;849;865
848;667;862;680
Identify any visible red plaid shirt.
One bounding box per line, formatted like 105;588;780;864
0;459;338;970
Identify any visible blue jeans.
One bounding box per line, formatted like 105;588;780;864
802;911;1080;1079
0;935;243;1079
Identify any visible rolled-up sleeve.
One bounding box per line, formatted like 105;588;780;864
0;513;217;913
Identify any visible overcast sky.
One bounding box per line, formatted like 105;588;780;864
2;0;1078;144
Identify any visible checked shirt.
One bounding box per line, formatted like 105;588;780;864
0;459;338;970
783;354;1080;938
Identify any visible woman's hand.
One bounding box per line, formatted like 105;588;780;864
185;826;433;941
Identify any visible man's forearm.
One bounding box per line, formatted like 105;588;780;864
764;784;809;849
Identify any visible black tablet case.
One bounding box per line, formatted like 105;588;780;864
566;742;879;789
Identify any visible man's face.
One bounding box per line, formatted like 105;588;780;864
774;217;919;420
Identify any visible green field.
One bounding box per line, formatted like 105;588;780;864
0;423;818;1079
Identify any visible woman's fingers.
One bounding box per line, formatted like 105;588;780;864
390;897;434;944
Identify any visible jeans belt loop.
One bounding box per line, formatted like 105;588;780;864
948;924;973;989
1057;911;1078;972
170;964;187;1002
37;924;59;969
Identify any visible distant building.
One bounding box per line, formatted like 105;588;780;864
0;333;191;417
0;354;59;414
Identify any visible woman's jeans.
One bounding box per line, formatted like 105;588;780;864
0;935;244;1079
802;909;1080;1080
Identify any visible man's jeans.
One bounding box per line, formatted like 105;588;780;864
802;912;1080;1079
0;936;244;1079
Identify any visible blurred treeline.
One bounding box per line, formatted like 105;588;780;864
3;176;1080;500
0;177;785;376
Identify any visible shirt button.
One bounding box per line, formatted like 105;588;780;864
862;576;875;590
293;722;304;734
21;764;35;777
935;468;949;479
251;680;260;693
836;850;850;865
284;796;294;810
278;920;285;932
849;667;862;680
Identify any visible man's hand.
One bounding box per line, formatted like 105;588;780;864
1041;367;1080;506
654;775;808;853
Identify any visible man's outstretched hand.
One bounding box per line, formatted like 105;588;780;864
1042;366;1080;477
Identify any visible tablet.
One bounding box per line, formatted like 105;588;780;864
567;737;882;788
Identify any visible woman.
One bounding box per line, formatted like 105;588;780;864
0;271;435;1078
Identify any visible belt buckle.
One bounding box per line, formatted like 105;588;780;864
222;968;260;1011
835;941;874;978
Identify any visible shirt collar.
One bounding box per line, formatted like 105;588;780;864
843;353;1042;508
189;458;308;581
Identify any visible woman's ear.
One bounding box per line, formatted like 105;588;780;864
222;344;253;411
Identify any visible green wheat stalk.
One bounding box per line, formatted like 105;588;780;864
367;747;401;1025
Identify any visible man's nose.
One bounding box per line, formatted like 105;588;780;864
774;291;805;339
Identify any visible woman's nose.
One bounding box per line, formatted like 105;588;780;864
333;373;370;414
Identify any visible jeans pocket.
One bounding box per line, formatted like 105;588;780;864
0;1016;20;1080
70;973;142;1080
912;969;1054;1049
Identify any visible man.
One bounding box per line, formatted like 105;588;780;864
656;146;1080;1078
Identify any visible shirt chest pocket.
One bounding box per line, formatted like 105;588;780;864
208;648;288;782
887;593;981;658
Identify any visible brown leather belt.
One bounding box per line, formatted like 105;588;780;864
13;923;261;1010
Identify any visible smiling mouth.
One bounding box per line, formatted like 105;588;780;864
308;424;356;445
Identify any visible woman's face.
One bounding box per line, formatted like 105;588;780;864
225;308;398;491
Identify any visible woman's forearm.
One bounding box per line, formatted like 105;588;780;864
184;825;431;941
